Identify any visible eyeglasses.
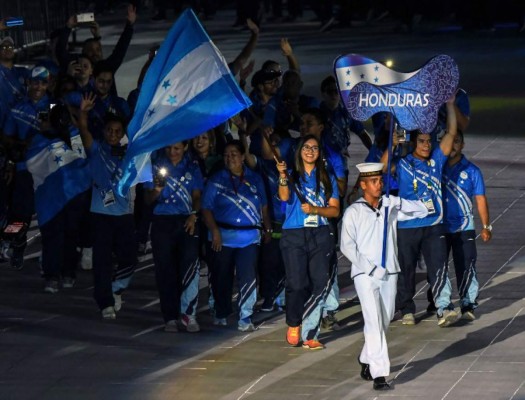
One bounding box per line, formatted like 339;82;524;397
302;144;320;152
263;78;279;86
268;69;283;74
1;45;14;50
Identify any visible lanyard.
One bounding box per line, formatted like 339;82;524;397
409;159;432;196
229;170;245;196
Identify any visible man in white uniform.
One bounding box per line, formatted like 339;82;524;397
340;162;428;390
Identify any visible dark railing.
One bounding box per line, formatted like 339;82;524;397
1;0;80;60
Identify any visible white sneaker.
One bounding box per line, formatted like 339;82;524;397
80;248;93;270
113;294;122;312
213;317;227;326
402;313;416;325
101;306;116;320
438;309;459;327
181;314;200;332
165;320;178;332
62;277;76;289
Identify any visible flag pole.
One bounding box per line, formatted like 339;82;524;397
381;114;395;268
261;131;307;204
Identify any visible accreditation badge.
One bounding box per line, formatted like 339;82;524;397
304;214;319;227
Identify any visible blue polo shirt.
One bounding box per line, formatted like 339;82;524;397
252;155;285;223
3;95;51;170
282;168;339;229
202;166;267;248
88;140;133;216
145;154;204;216
0;64;28;107
443;155;485;233
320;102;365;154
396;147;447;228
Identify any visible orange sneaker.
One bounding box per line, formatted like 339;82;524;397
286;326;300;346
302;339;324;350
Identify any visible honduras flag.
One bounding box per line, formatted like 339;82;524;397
334;54;459;132
26;133;91;226
117;9;252;195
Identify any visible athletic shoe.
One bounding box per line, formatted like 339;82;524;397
461;308;476;321
165;320;178;332
80;248;92;270
302;339;324;350
321;313;341;330
238;319;257;332
213;317;227;326
286;326;300;346
44;280;59;294
101;306;116;320
62;277;75;289
402;313;416;325
437;309;459;327
113;293;122;312
181;314;200;332
260;299;274;312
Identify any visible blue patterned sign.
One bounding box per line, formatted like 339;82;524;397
334;54;459;132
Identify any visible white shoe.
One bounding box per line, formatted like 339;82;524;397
438;309;459;327
402;313;416;325
181;314;200;332
113;294;122;312
165;320;179;332
80;248;93;270
101;306;116;320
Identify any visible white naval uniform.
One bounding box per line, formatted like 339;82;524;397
340;195;428;378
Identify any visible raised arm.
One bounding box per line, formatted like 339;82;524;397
78;93;96;151
229;19;259;77
280;38;299;72
439;98;458;156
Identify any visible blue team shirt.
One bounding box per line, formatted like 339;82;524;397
252;155;285;223
3;95;51;170
282;168;339;229
202;166;267;248
145;154;204;216
88;141;133;216
396;147;447;228
443;156;485;233
0;64;28;107
320;102;365;154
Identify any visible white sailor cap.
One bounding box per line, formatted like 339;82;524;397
356;162;383;177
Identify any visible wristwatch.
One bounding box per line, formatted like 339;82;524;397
278;176;288;186
483;224;492;232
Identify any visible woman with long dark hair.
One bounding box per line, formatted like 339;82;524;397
276;134;340;349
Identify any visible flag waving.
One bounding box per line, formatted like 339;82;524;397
117;9;252;195
334;54;459;132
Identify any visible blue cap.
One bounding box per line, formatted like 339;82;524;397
35;59;59;76
30;66;50;82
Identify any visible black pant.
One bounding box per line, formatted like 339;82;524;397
92;213;137;310
446;230;477;305
396;225;449;315
151;214;200;322
280;226;333;327
40;191;90;281
258;237;285;303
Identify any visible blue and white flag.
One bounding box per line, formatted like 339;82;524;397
26;134;91;226
334;54;459;132
117;9;252;195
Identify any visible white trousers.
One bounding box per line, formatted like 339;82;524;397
354;273;397;378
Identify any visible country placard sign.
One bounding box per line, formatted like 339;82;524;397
334;54;459;132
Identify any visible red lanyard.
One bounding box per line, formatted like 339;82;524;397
230;170;244;196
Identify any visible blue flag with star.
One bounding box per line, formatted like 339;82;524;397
334;54;459;132
25;131;91;226
117;9;252;195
